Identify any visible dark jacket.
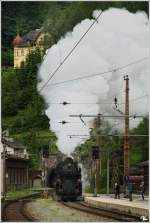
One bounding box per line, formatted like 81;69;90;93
114;183;120;192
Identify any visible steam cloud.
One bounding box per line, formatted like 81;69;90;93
38;8;149;155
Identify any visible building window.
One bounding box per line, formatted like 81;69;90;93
16;50;19;56
21;50;24;56
15;49;24;57
18;50;21;56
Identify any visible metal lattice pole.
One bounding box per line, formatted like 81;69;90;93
124;76;129;178
106;148;110;194
96;114;101;194
111;150;121;187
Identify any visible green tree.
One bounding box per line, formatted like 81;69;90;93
130;117;149;165
2;48;52;170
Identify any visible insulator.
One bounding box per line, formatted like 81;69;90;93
62;101;68;105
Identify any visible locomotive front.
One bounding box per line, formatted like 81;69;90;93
47;157;82;201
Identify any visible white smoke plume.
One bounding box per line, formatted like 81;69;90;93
79;162;90;190
38;8;149;155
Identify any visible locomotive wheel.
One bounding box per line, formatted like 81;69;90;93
61;197;68;202
61;196;77;202
70;196;77;202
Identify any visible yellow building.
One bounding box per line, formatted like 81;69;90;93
13;29;46;68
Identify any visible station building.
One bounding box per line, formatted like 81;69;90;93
1;136;29;192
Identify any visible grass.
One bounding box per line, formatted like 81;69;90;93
6;188;36;199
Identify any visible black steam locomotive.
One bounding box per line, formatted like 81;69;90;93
47;157;82;201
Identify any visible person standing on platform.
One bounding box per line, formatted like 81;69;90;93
140;180;145;200
128;183;133;201
114;182;120;199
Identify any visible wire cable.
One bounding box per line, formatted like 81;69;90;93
39;11;103;92
118;94;149;105
49;94;149;105
50;102;114;105
43;57;149;88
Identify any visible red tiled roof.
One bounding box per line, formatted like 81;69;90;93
13;29;41;47
13;33;23;47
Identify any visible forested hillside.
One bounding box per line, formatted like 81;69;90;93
2;1;149;171
2;1;148;66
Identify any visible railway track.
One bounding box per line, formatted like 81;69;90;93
61;201;140;222
2;193;40;222
2;194;141;222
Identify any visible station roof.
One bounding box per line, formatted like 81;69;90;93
2;137;27;150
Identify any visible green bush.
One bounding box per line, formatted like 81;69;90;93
2;48;13;67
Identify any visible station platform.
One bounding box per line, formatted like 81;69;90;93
83;193;149;217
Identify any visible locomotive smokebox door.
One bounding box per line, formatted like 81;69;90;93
92;146;99;160
42;145;49;158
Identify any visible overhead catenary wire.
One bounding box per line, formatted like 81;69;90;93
68;134;149;137
118;94;149;105
51;121;83;124
39;15;149;141
43;56;149;88
50;102;114;105
107;113;148;126
105;72;149;100
111;94;149;107
69;114;148;118
49;94;149;105
51;114;147;128
39;11;103;92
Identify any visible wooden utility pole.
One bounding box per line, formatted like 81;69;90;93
124;75;129;178
111;149;121;187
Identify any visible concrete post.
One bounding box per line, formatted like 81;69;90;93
106;148;110;194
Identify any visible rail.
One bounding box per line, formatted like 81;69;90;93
61;201;140;222
2;192;41;222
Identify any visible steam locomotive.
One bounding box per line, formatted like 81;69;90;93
47;157;82;201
